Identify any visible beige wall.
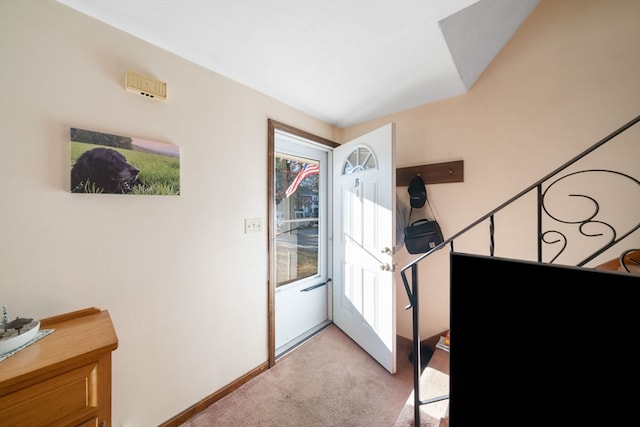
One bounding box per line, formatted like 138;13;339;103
0;1;335;426
340;0;640;340
1;0;638;425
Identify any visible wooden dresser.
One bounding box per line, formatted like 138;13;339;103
0;307;118;427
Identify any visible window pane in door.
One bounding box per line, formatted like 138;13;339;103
274;155;320;287
343;146;376;174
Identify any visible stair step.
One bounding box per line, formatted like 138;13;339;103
394;347;449;426
595;249;640;274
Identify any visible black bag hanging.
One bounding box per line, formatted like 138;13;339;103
404;216;444;254
404;175;444;254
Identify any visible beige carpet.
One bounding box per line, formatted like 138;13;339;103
180;324;416;427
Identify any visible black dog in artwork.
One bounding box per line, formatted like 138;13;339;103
71;147;143;194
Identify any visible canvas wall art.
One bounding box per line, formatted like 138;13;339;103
69;127;180;195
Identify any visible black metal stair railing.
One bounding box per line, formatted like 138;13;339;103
400;114;640;426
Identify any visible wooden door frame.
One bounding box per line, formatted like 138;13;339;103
267;119;338;367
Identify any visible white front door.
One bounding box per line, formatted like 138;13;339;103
332;124;397;373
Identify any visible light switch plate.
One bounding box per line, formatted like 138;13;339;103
244;218;263;233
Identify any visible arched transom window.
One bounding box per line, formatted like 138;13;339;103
342;146;377;175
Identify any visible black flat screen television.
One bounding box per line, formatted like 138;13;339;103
450;252;639;425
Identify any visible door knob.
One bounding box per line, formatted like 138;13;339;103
379;263;395;272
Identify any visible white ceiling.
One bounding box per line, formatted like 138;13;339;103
56;0;539;128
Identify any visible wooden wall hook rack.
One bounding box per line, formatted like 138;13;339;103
396;160;464;186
